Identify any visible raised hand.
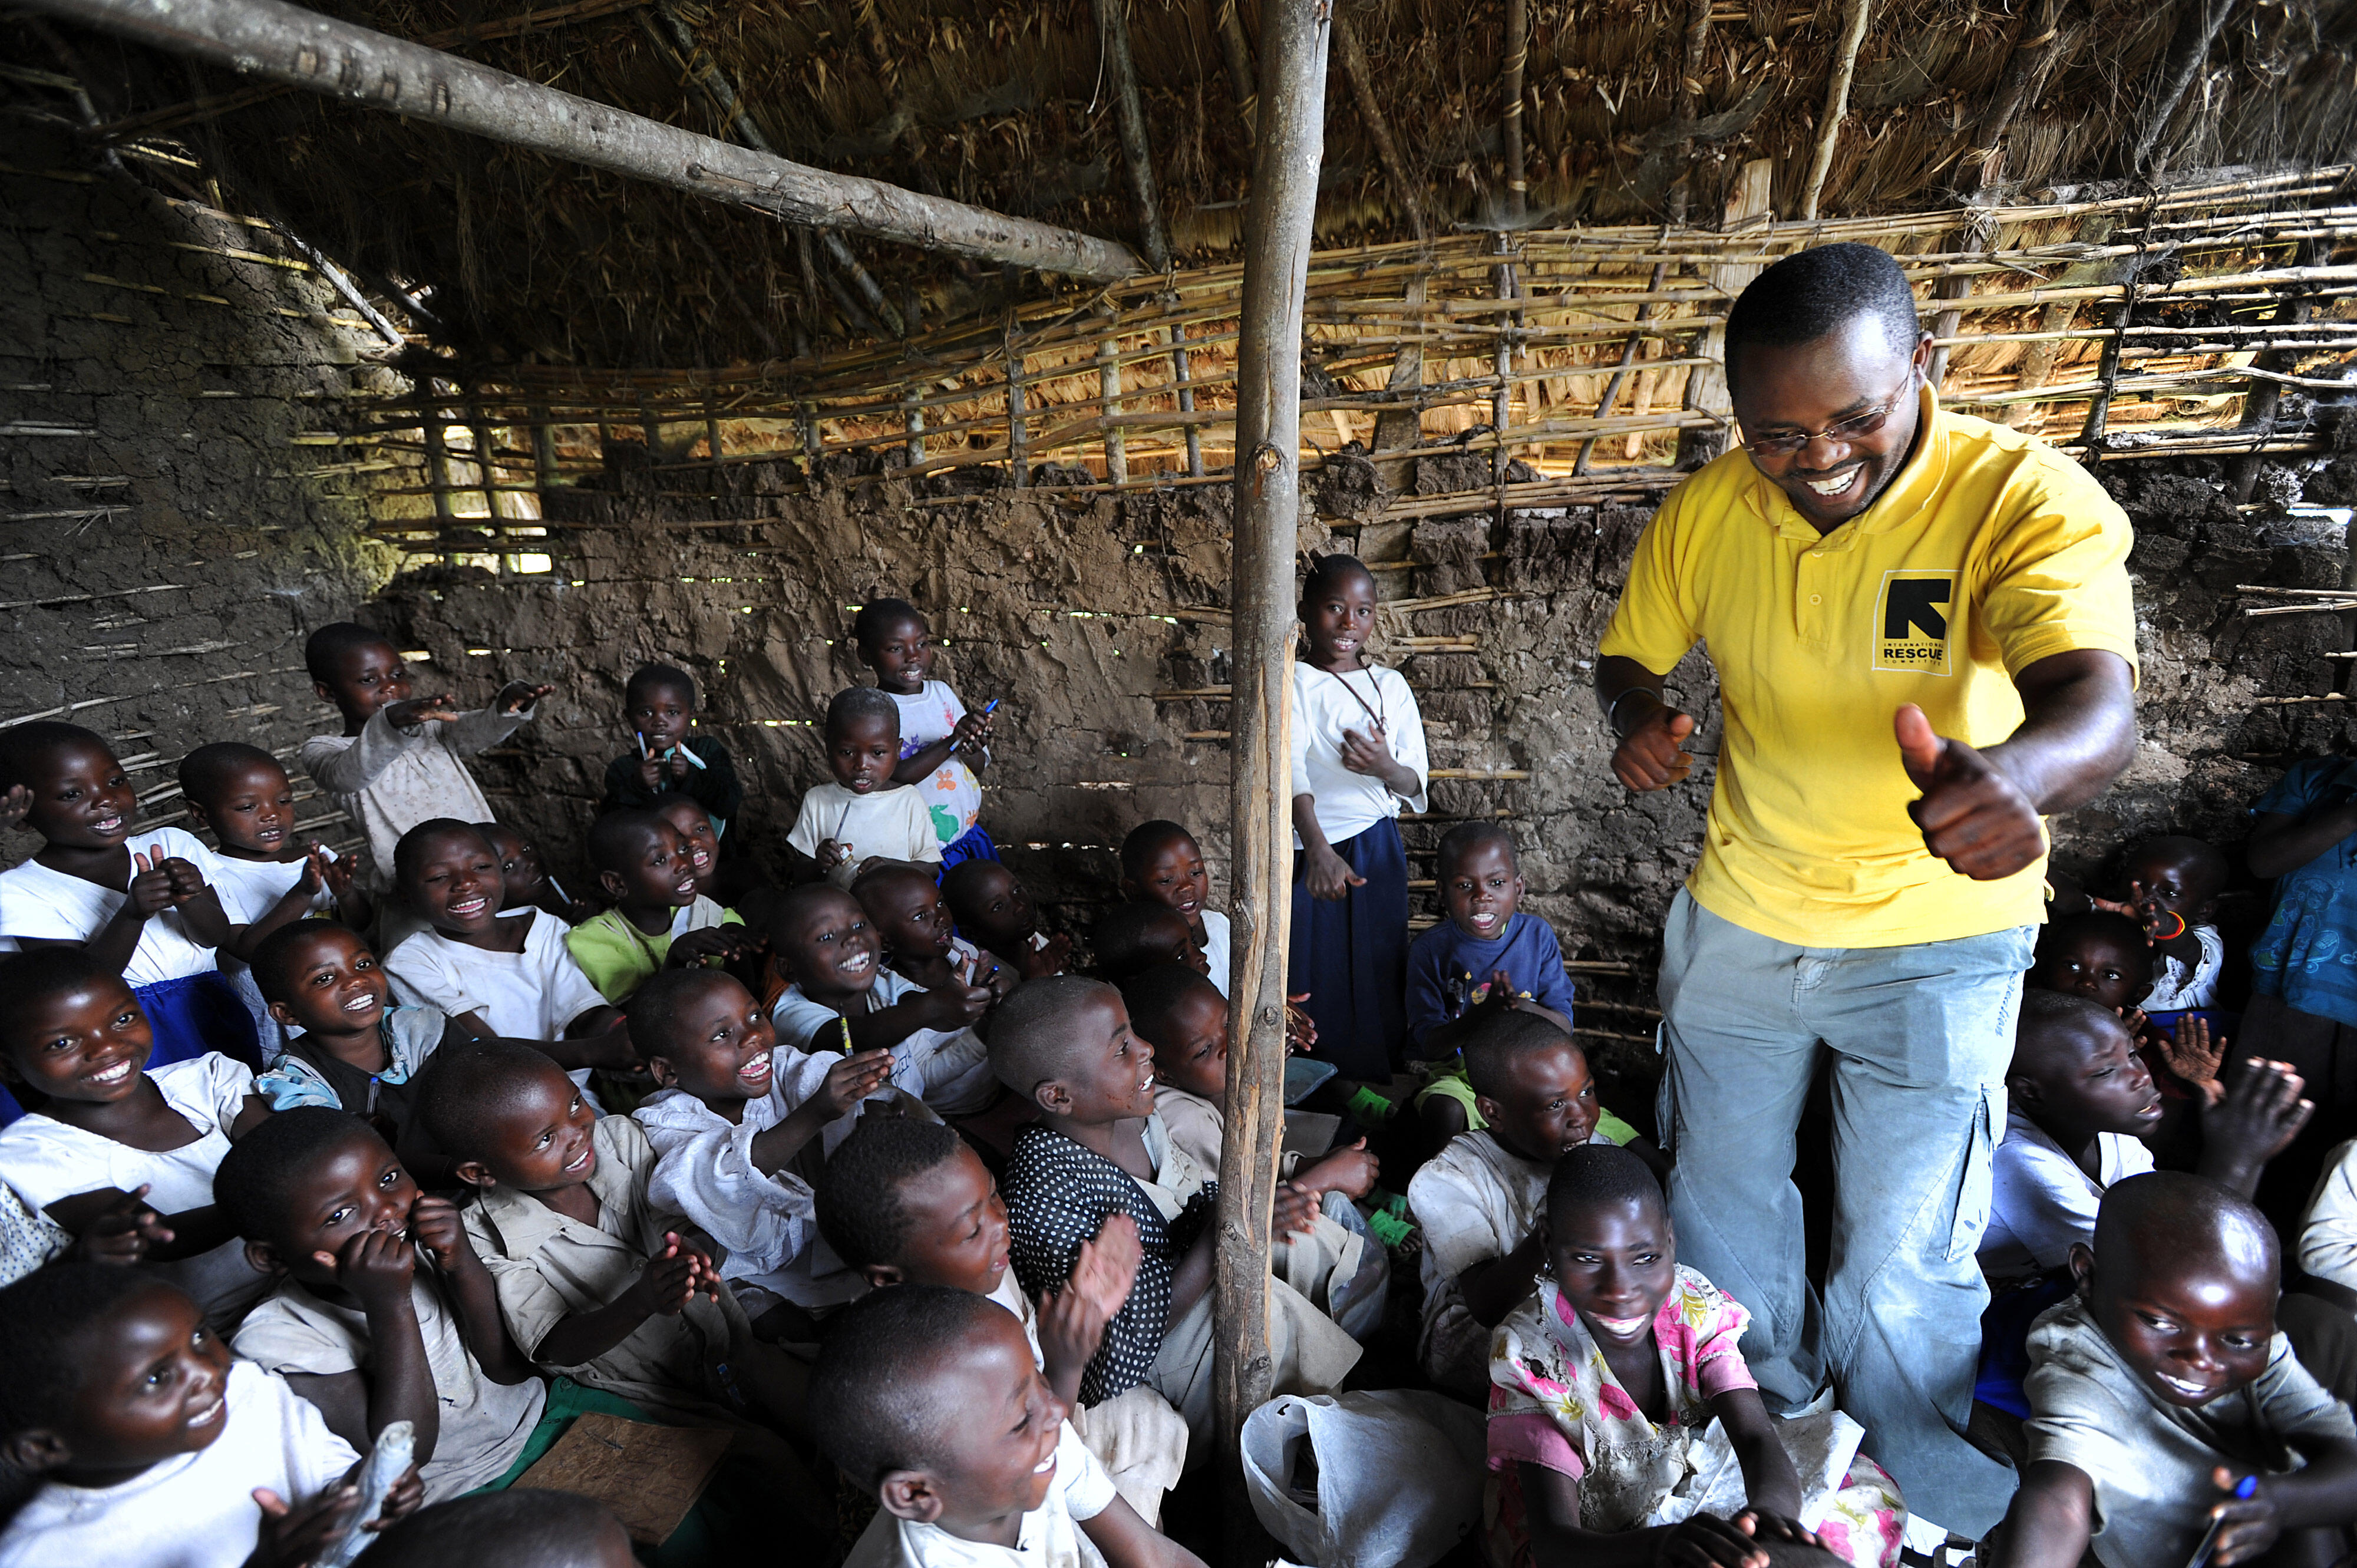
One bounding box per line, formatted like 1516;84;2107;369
324;1227;417;1315
2204;1057;2313;1168
2157;1015;2228;1101
384;692;461;729
1611;701;1696;791
70;1184;172;1265
1069;1212;1141;1323
316;850;356;906
495;681;554;717
0;785;29;834
1036;1278;1113;1381
818;1048;897;1115
1894;703;2046;880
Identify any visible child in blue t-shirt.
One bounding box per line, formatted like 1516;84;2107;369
1407;824;1605;1150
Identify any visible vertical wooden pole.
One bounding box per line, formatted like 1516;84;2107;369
1372;274;1427;490
1676;157;1774;468
1216;0;1327;1515
1100;325;1128;484
1006;319;1031;488
1576;262;1669;474
1500;0;1528;222
1169;321;1205;478
1799;0;1872;220
1094;0;1173;272
530;403;559;490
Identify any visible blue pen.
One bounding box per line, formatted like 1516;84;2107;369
982;699;1000;716
2185;1474;2262;1568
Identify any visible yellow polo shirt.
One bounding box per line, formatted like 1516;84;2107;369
1599;387;2138;948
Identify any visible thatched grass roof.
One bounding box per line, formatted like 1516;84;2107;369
9;0;2352;371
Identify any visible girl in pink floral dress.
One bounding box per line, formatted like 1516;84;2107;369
1485;1147;1906;1568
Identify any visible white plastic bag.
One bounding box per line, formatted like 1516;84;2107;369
1240;1391;1486;1568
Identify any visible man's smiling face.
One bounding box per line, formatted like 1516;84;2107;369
1730;313;1932;532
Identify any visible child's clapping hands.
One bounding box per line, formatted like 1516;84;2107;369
67;1183;173;1266
628;1230;725;1319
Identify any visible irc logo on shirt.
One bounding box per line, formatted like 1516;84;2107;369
1874;570;1956;676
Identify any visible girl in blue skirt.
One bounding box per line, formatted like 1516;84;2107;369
1289;554;1430;1085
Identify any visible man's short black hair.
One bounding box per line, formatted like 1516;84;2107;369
807;1285;1010;1489
1546;1142;1666;1228
827;685;901;740
391;818;494;889
1118;962;1221;1052
624;662;697;708
248;919;369;1007
851;598;925;647
814;1116;967;1271
1435;821;1518;883
215;1105;385;1246
1089;903;1193;983
585;808;671;876
304;621;395;684
176;741;283;808
414;1040;567;1164
0;721;109;793
352;1488;625;1568
1461;1007;1582;1102
1724;243;1922;395
1118;820;1199;882
626;968;741;1062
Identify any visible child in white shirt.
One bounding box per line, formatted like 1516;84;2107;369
853;597;999;868
787;688;943;889
1118;821;1232;997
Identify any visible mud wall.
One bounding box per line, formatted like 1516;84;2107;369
0;129;408;861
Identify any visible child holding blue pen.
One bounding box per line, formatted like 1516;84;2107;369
852;597;1000;869
599;662;745;836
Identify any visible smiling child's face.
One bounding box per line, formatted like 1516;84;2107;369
21;739;136;853
2032;929;2148;1013
1443;839;1524;942
461;1064;599;1194
186;758;296;860
1125;834;1210;935
264;926;389;1039
402;827;505;942
0;975;153;1105
315;639;413;722
2079;1232;2276;1409
830;713;900;795
778;890;882;999
627;679;695;752
889;1311;1067;1533
481;824;551;909
858;613;935;697
1145;984;1228;1101
601;824;698;913
256;1124;421;1292
863;872;957;965
646;976;778;1106
1299;566;1378;665
1477;1043;1601;1166
39;1284;232;1487
876;1144;1010;1296
1046;992;1157;1124
1548;1194;1678;1349
656;800;719;892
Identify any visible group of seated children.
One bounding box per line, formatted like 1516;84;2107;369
7;569;2357;1568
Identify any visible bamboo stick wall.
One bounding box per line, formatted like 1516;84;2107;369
351;166;2357;562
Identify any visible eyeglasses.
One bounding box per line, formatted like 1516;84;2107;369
1739;376;1916;458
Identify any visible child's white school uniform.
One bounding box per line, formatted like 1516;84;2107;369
384;909;607;1101
1288;663;1430;848
1198;908;1232;997
787;781;943;889
1978;1102;2154;1285
0;1052;268;1323
985;1271;1187;1527
2144;922;2224;1012
632;1078;863;1310
0;1359;357;1568
205;850;341;1041
773;972;995;1114
300;701;533;892
887;681;985;851
235;1270;546;1503
843;1418;1117;1568
0;826;223;986
1406;1125;1617;1397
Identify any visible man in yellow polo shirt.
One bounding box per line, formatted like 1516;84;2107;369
1597;243;2137;1533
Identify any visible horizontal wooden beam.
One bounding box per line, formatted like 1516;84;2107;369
31;0;1143;281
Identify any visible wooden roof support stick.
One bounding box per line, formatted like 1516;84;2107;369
2077;274;2137;451
2125;0;2236;174
2227;240;2318;504
1217;0;1327;1544
27;0;1143;282
1214;0;1260;143
1168;324;1205;478
1098;323;1128;485
1501;0;1529;222
1798;0;1872;221
1371;275;1427;490
1666;0;1711;222
1677;158;1774;467
1333;11;1427;241
1005;318;1031;488
1093;0;1172;272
